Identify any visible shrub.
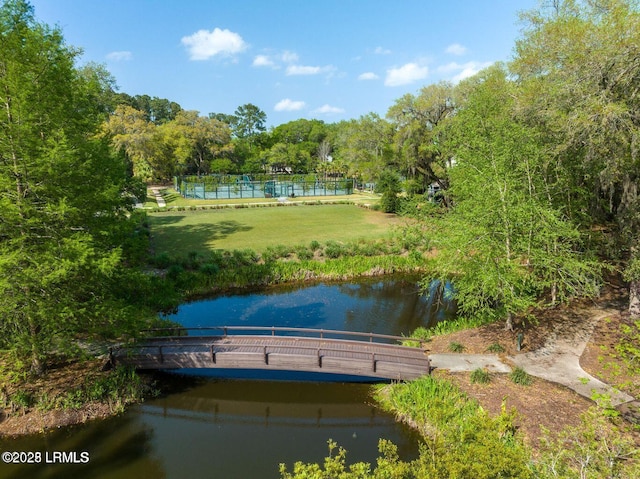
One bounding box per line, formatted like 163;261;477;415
294;246;313;260
471;368;492;384
487;342;505;353
199;262;219;276
449;341;465;353
152;252;173;269
166;264;184;280
510;367;532;386
324;241;344;259
10;390;34;410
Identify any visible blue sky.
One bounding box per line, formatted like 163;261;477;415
31;0;538;127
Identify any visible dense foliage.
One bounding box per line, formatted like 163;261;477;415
0;0;154;373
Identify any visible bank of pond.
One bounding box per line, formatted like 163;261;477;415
3;277;633;478
0;277;450;478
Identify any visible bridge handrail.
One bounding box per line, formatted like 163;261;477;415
139;326;422;346
113;341;429;364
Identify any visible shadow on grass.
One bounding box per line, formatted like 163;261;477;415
150;218;253;255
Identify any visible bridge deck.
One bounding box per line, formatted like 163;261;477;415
113;328;430;381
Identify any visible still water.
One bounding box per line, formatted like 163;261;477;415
1;277;453;479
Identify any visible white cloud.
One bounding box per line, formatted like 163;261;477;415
438;61;492;82
374;46;391;55
445;43;467;56
385;63;429;86
274;98;306;111
281;51;299;63
181;28;247;60
253;55;276;68
358;72;379;80
253;51;299;69
106;51;132;61
313;104;345;114
286;65;321;75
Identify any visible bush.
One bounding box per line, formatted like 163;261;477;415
294;246;313;260
10;390;34;410
324;241;345;259
471;368;492;384
449;341;465;353
510;367;532;386
487;343;505;353
166;264;185;280
152;252;173;269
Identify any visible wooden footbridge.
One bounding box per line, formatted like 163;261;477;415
111;326;430;381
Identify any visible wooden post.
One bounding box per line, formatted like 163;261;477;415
158;345;164;364
317;349;322;368
372;353;376;372
210;345;216;364
264;346;269;365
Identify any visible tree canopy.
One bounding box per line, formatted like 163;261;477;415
0;0;149;373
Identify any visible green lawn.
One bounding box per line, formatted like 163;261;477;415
148;204;405;256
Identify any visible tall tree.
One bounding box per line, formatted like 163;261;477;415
167;110;233;176
512;0;640;317
430;66;600;328
0;0;144;373
233;103;266;140
387;82;457;195
102;105;159;181
333;113;394;183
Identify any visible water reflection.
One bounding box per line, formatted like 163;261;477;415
0;379;420;479
0;413;163;479
0;278;443;479
136;379;420;478
168;277;455;337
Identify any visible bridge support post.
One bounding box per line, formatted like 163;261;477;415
210;345;216;364
317;348;322;368
372;353;376;373
264;346;269;365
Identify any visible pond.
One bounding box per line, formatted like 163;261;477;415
1;277;454;479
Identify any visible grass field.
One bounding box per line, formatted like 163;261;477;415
148;204;406;256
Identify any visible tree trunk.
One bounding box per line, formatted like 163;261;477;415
630;279;640;319
505;312;515;332
29;318;44;376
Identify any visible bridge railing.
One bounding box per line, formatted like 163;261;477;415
138;325;425;347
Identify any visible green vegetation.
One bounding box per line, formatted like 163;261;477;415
1;363;152;416
509;367;533;386
148;204;405;255
0;0;153;375
281;379;639;479
2;1;639;476
470;368;492;384
487;342;505;353
535;408;640;479
281;376;533;478
448;341;465;353
149;240;427;297
301;376;532;479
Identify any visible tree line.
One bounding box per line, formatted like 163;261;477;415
1;0;639;377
